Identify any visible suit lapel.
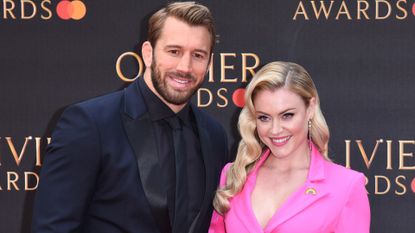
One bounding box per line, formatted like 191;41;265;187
121;80;171;233
266;145;329;231
188;105;215;233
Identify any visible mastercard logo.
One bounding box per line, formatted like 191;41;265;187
56;0;87;20
232;88;245;108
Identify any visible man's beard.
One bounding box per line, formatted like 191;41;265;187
151;59;202;105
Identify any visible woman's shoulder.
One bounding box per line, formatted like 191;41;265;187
219;163;233;186
318;159;367;207
222;162;233;172
322;158;366;183
220;162;233;178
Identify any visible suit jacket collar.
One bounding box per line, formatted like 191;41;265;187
122;79;172;232
308;144;326;182
188;104;215;233
123;79;146;119
122;80;215;233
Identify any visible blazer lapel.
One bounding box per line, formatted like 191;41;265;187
266;145;328;231
266;183;328;230
121;81;171;233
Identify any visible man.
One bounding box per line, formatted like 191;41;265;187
32;2;229;233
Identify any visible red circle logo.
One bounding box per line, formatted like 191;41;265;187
232;88;245;108
57;0;86;20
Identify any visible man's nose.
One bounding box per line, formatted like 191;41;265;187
176;53;192;73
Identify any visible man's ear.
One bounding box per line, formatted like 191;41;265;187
142;41;153;68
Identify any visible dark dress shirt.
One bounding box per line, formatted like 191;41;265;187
138;78;205;232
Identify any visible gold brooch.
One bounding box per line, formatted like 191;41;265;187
305;187;317;195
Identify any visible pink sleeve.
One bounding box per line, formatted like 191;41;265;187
335;174;371;233
208;163;232;233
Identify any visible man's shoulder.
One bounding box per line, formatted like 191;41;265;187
58;89;126;125
74;89;125;111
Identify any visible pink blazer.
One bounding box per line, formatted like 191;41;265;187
209;145;370;233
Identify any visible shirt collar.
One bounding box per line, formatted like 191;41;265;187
138;77;174;120
176;103;191;125
138;77;192;123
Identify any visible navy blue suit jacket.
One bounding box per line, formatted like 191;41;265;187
32;80;229;233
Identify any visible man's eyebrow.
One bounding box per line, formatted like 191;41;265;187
194;49;209;55
164;45;181;49
164;45;208;55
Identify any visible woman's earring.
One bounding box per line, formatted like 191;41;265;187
308;120;312;150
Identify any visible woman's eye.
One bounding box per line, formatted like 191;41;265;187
257;115;270;122
282;113;294;120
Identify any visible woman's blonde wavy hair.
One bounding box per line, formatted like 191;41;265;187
213;61;330;214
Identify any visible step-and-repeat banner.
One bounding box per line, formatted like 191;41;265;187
1;1;414;232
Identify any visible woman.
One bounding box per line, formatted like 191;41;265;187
209;61;370;233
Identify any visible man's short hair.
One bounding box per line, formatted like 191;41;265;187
148;1;216;53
